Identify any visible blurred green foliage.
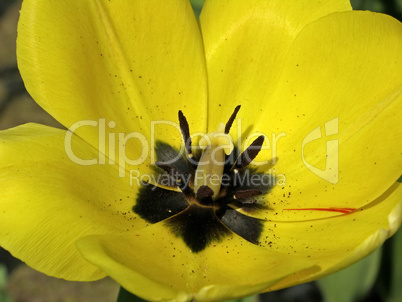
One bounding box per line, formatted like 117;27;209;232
351;0;386;12
0;264;12;302
117;287;148;302
388;229;402;302
190;0;204;19
351;0;402;20
318;247;382;302
224;295;259;302
378;228;402;302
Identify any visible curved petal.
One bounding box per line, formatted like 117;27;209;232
261;182;402;291
246;11;402;221
200;0;351;132
17;0;207;160
77;183;400;300
77;223;315;301
0;124;147;281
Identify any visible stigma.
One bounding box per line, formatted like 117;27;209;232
194;123;234;200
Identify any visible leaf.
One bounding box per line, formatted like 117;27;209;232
116;286;260;302
350;0;385;12
190;0;205;19
387;228;402;302
224;294;260;302
117;287;148;302
0;264;12;302
317;247;382;302
0;265;6;290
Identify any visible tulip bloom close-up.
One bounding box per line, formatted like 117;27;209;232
0;0;401;301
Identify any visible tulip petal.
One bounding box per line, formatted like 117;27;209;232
77;222;317;301
17;0;207;159
245;11;402;221
200;0;351;133
261;182;402;291
77;182;400;301
0;124;147;280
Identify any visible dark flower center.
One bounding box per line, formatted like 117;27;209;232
133;106;274;252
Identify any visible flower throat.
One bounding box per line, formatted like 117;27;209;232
134;106;274;252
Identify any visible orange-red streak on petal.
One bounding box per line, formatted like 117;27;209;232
283;207;356;214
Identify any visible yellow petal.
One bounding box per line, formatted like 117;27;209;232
0;124;147;280
77;220;315;301
246;11;402;221
200;0;351;133
77;183;400;300
17;0;207;159
262;182;402;291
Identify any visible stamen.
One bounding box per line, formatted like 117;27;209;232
197;185;214;200
178;110;192;156
224;105;241;134
235;135;265;170
234;189;262;199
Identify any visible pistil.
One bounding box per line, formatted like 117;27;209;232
194;123;234;200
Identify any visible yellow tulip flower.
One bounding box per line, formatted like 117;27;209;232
0;0;401;301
